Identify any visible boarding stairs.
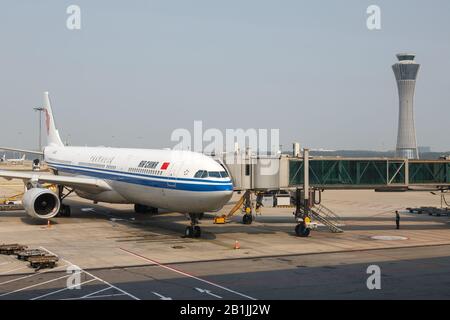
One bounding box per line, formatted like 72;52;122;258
309;204;343;233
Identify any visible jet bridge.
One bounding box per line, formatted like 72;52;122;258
219;150;450;236
223;154;450;191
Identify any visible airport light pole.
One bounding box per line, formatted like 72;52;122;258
33;107;44;153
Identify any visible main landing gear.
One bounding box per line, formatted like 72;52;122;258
185;213;202;238
57;185;73;217
134;204;158;214
59;204;71;217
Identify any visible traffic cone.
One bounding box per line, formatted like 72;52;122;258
47;220;51;228
234;240;240;250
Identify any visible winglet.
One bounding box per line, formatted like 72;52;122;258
43;92;64;147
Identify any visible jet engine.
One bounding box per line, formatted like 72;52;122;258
22;188;60;219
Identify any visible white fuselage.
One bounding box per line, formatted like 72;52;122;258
44;146;233;213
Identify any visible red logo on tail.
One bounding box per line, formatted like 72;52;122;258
45;109;50;135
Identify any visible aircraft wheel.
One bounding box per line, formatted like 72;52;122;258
149;207;158;214
59;204;71;217
242;214;253;225
64;205;71;217
185;226;194;238
295;223;311;237
134;204;143;213
193;226;201;238
134;204;151;214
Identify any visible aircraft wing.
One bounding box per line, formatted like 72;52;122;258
0;170;112;191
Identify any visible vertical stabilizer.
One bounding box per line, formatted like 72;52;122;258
43;92;64;147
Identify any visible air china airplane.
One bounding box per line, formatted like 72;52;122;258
0;92;233;237
1;154;26;164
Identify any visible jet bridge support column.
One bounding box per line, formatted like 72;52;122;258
294;148;311;237
242;190;253;224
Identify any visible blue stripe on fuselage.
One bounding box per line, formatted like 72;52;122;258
46;161;231;184
48;163;233;192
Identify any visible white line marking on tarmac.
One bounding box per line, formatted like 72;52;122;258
0;274;71;297
0;265;30;275
195;287;222;299
119;247;257;300
152;291;172;300
0;264;68;286
40;247;140;301
79;286;114;299
31;278;97;300
62;293;127;300
75;268;140;300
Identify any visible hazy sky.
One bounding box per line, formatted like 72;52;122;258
1;0;449;151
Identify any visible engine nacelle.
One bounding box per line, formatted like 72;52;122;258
22;188;60;219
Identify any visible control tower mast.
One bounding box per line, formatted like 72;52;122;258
392;53;420;159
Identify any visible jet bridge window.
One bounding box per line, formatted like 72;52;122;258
194;170;208;178
245;164;251;176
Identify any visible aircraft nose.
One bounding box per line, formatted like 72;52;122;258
210;190;233;211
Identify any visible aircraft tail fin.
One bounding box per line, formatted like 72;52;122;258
43;92;64;148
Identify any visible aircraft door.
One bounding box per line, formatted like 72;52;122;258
166;162;181;188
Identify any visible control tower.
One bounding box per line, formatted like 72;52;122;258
392;53;420;159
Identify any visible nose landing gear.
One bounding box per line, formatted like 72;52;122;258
185;213;203;238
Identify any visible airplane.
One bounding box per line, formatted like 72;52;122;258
0;92;233;237
1;154;26;164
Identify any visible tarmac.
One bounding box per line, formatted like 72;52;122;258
1;176;450;300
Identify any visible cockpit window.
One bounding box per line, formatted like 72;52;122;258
194;170;203;178
220;164;230;178
194;170;208;178
208;171;221;178
195;170;229;179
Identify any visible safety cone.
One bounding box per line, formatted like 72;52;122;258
47;220;51;228
234;240;240;250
